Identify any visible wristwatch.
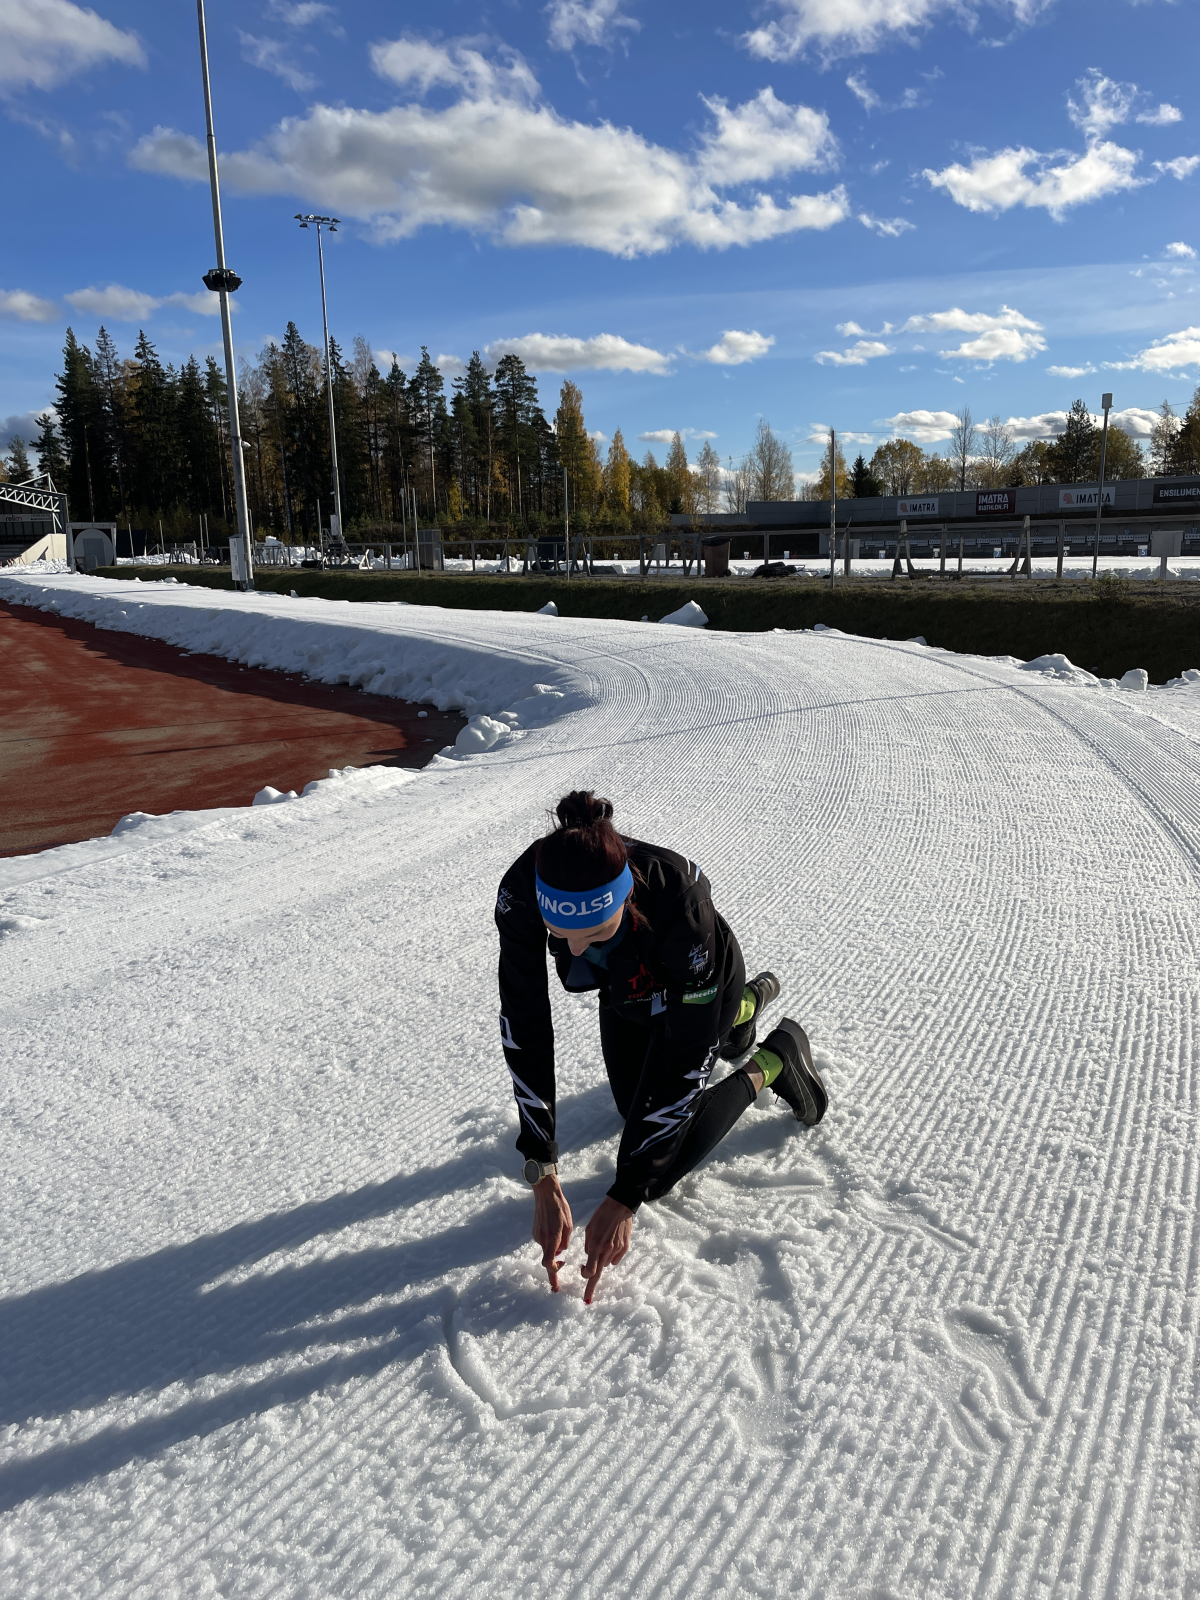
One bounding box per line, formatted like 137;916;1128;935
523;1159;559;1186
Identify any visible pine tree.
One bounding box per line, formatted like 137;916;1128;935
94;326;130;519
849;453;883;497
34;413;67;485
5;436;32;483
1047;399;1097;483
55;328;109;520
492;352;541;523
127;330;176;515
408;347;449;515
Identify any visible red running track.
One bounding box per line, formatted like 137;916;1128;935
0;601;465;858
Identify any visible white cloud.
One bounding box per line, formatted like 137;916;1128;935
129;49;852;257
370;36;539;100
0;0;144;92
699;329;774;365
435;353;467;379
64;283;227;320
1116;325;1200;373
1154;155;1200;179
1068;70;1181;138
942;327;1046;361
925;140;1143;218
697;88;837;184
486;332;670;372
546;0;640;52
1004;411;1067;439
1047;363;1095;377
846;72;882;111
846;72;922;113
882;408;959;443
238;32;316;92
638;429;676;443
859;212;915;236
902;304;1045;361
742;0;1044;63
1067;71;1138;140
1165;241;1196;258
815;338;893;366
267;1;335;24
1000;408;1155;439
1111;406;1160;437
0;287;60;322
1137;102;1182;126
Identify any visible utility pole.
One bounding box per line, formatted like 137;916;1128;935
196;0;253;591
295;214;344;545
828;428;837;582
1092;392;1112;578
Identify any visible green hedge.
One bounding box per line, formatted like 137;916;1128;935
93;567;1200;685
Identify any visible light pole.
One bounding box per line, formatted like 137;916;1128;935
295;214;343;545
1092;392;1112;578
195;0;253;591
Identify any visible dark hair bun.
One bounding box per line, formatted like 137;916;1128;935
536;790;627;891
555;790;614;830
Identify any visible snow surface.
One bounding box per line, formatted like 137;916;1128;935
1;572;1199;1599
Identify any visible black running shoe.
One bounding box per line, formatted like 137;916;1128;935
760;1019;827;1126
719;970;781;1060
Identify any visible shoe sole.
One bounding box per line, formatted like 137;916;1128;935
767;1019;827;1126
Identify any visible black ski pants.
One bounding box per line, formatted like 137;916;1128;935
599;938;755;1204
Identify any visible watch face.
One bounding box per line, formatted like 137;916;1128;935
523;1159;541;1184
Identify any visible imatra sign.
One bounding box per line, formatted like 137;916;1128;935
1058;486;1115;509
896;497;939;517
976;490;1016;515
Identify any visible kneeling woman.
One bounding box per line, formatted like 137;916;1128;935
495;791;827;1303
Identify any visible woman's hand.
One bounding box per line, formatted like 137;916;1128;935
580;1196;634;1304
532;1176;573;1292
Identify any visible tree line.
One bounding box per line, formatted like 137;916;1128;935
0;326;730;543
798;398;1200;503
3;329;1199;540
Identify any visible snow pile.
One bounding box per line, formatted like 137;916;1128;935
1;570;1199;1598
658;598;708;627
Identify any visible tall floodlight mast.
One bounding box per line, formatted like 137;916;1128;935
195;0;254;591
295;215;344;544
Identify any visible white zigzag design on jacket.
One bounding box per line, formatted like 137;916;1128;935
626;1046;717;1158
506;1063;551;1133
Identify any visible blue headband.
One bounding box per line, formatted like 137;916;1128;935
535;863;634;931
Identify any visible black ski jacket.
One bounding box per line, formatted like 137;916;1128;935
495;838;738;1210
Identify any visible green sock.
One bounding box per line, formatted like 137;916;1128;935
751;1047;783;1088
734;987;756;1028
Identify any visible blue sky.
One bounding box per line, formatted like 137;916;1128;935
2;0;1199;478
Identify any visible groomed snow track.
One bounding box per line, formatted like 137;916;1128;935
1;574;1198;1600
